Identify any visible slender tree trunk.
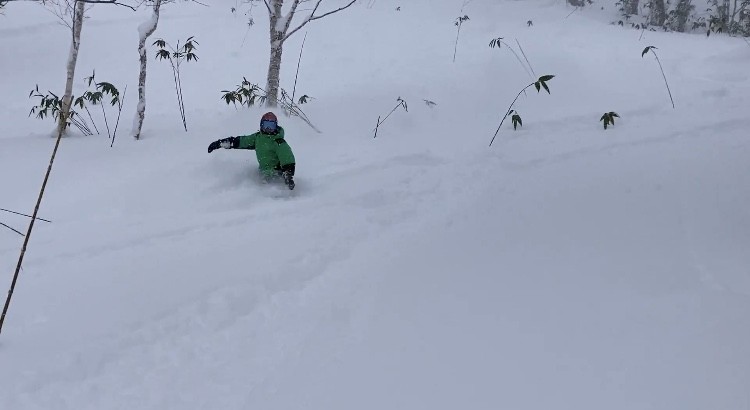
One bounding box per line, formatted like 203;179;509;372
674;0;692;32
58;1;85;136
266;38;284;106
623;0;640;16
265;0;285;107
649;0;667;26
133;0;162;140
724;0;731;25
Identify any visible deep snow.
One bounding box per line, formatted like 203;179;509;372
1;0;749;409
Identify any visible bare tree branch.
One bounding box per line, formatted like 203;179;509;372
74;0;136;11
284;0;354;41
279;0;303;32
4;0;137;10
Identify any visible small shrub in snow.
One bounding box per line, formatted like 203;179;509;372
29;72;124;139
221;78;267;108
221;78;309;110
453;15;470;63
29;88;75;132
489;75;554;147
510;110;523;130
220;78;319;132
641;46;674;109
76;71;126;144
600;112;620;129
373;97;408;138
154;36;199;132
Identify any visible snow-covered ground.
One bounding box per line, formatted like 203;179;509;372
1;0;749;409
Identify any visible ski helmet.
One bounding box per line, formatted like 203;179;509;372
260;112;278;134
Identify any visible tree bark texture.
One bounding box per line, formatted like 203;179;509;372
649;0;667;26
59;0;85;136
133;0;162;140
623;0;640;16
266;0;287;107
673;0;692;32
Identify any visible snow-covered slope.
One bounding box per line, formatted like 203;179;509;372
1;1;749;409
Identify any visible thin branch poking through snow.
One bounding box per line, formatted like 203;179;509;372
0;109;68;337
0;208;52;223
0;222;24;237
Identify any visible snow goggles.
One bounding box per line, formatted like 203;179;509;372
260;119;278;132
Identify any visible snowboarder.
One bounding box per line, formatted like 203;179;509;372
208;112;296;190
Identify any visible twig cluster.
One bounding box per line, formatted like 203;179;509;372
154;36;199;131
373;97;408;138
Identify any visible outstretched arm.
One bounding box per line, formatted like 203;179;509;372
207;137;237;153
207;134;258;153
235;134;258;150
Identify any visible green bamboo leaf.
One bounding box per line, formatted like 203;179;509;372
155;49;170;60
541;82;550;94
538;74;555;82
535;82;541;92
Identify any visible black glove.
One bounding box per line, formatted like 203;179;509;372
281;164;295;190
208;137;238;153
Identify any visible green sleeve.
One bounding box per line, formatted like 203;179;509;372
236;133;258;150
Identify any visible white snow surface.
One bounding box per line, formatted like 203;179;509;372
1;0;749;409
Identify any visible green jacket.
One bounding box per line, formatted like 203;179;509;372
236;126;295;176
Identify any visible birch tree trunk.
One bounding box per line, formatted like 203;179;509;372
133;0;163;140
266;36;284;107
58;0;85;136
265;0;285;107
